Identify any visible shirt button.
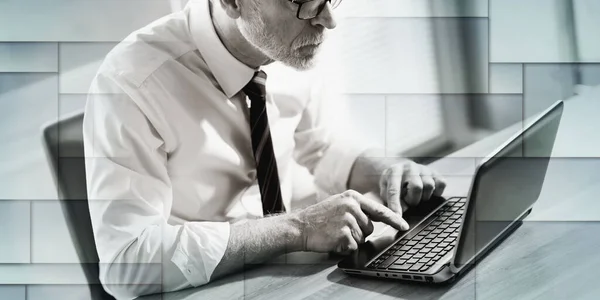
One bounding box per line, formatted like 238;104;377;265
247;170;257;180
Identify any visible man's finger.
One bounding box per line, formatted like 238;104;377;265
347;206;375;237
386;166;403;214
432;170;447;197
403;163;423;206
353;194;409;231
420;167;435;201
347;216;365;244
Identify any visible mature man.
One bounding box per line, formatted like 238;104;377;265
83;0;446;298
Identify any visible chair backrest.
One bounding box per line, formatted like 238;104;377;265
42;112;114;300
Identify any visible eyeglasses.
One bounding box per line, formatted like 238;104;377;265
288;0;342;20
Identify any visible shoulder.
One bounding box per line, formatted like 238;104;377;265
96;10;196;88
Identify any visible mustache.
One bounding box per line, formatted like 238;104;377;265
296;34;325;47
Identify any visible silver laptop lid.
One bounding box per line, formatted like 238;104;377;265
450;100;564;273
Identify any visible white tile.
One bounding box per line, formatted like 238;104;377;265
385;95;445;154
337;0;488;17
490;0;577;62
318;18;440;94
0;1;171;42
31;201;80;263
489;64;523;94
342;95;386;149
0;286;25;300
322;18;489;93
59;43;117;94
0;43;57;72
0;201;30;263
59;94;87;116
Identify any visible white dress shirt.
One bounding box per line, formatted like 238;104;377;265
83;0;366;298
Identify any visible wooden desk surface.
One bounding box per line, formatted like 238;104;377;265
141;89;600;299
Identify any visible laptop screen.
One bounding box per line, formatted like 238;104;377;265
453;101;564;269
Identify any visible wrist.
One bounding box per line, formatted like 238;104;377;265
282;211;306;252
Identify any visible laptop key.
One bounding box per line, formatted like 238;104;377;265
406;240;418;246
406;258;418;264
400;245;411;251
409;263;424;272
379;255;400;269
389;263;412;271
413;253;424;259
432;238;443;243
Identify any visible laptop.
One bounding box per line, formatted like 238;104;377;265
338;100;564;284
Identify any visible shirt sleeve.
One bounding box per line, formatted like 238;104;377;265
83;72;230;299
292;74;372;195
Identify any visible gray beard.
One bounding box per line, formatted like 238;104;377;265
237;11;315;70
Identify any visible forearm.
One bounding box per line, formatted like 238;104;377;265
347;149;407;194
210;212;304;280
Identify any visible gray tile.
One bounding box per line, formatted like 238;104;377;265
0;43;58;72
31;201;80;263
524;64;577;118
469;95;524;131
490;0;579;62
27;285;90;300
432;18;489;94
489;64;523;94
337;0;488;17
0;264;87;284
579;64;600;87
0;285;25;300
574;0;600;62
59;43;117;94
0;1;171;42
0;74;59;199
0;201;31;263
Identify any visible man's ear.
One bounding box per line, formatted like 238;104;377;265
217;0;243;19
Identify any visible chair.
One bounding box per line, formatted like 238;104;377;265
42;112;114;300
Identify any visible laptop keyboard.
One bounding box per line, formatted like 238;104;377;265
367;197;466;272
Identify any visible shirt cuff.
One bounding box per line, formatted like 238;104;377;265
313;137;370;195
171;221;230;287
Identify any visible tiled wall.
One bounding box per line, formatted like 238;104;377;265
0;1;173;299
1;0;599;299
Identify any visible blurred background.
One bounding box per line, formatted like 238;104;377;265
0;0;599;299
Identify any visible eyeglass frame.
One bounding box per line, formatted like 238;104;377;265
287;0;341;20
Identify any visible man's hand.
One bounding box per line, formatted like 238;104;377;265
295;190;410;254
379;161;446;217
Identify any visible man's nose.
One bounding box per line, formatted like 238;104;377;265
310;2;337;30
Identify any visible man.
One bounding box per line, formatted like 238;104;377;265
83;0;446;298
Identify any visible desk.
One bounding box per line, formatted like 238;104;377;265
141;88;600;300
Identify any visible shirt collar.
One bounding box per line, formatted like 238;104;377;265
187;0;256;98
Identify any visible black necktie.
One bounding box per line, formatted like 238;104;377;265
243;71;286;215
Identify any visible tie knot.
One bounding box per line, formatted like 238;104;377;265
244;70;268;99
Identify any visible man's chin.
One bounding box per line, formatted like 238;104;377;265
281;55;317;71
